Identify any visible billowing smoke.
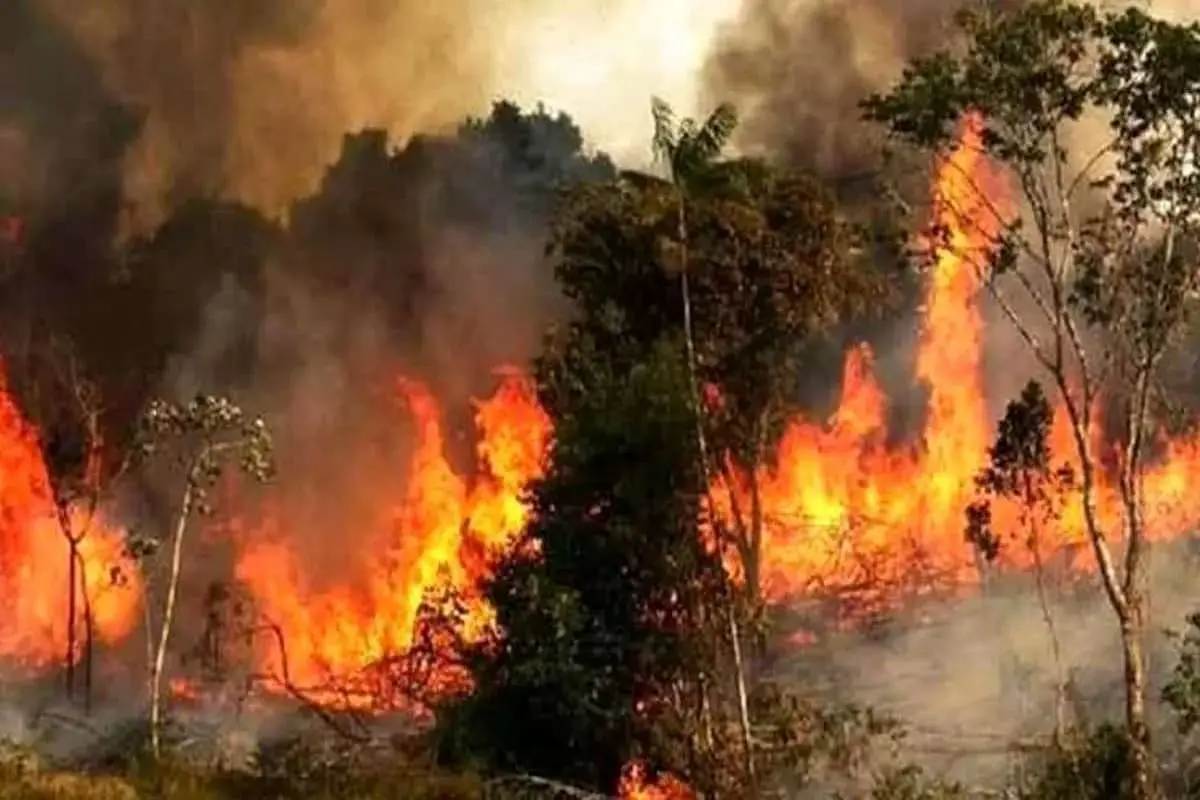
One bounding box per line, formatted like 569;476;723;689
0;0;619;732
35;0;510;228
703;0;1196;179
702;0;963;179
20;0;739;232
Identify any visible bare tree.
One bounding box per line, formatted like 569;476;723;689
132;394;274;758
863;3;1200;795
21;337;130;712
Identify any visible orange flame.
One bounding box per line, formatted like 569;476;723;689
617;761;695;800
234;369;550;703
2;113;1200;742
0;364;140;671
734;113;1200;615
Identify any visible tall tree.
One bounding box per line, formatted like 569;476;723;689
862;3;1200;795
630;98;759;782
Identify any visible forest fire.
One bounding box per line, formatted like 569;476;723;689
1;113;1200;716
736;114;1200;614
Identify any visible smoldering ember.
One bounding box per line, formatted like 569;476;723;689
2;1;1200;799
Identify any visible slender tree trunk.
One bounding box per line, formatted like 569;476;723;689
1121;605;1154;799
1118;366;1156;799
56;503;79;703
726;600;756;787
75;548;95;715
150;481;193;759
1119;490;1154;798
675;189;756;785
66;537;77;701
1060;386;1154;790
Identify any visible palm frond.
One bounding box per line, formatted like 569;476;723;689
690;102;738;163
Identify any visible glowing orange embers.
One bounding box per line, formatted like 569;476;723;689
618;761;695;799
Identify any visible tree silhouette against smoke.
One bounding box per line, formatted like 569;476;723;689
0;98;613;476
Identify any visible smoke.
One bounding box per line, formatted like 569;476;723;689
773;541;1200;789
701;0;963;179
703;0;1197;179
19;0;743;233
33;0;507;229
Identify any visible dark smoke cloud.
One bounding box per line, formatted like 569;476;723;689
702;0;961;179
35;0;552;231
0;1;134;224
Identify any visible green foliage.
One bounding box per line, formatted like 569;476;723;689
1016;724;1135;800
437;341;739;793
549;145;886;467
442;332;918;796
1163;613;1200;737
966;380;1074;562
648;96;739;191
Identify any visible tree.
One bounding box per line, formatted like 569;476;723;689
555;100;887;605
286;100;614;340
38;339;108;712
631;98;759;782
1;334;128;712
437;340;744;795
638;97;738;487
132;394;274;758
546;106;889;787
862;3;1200;795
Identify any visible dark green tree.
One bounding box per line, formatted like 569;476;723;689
437;339;739;795
862;3;1200;795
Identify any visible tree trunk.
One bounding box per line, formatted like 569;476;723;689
1120;606;1155;799
76;548;95;715
675;189;757;786
1118;367;1156;799
55;502;80;702
149;481;193;759
66;535;77;701
727;598;756;788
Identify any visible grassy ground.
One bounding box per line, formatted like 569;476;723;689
0;737;487;800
